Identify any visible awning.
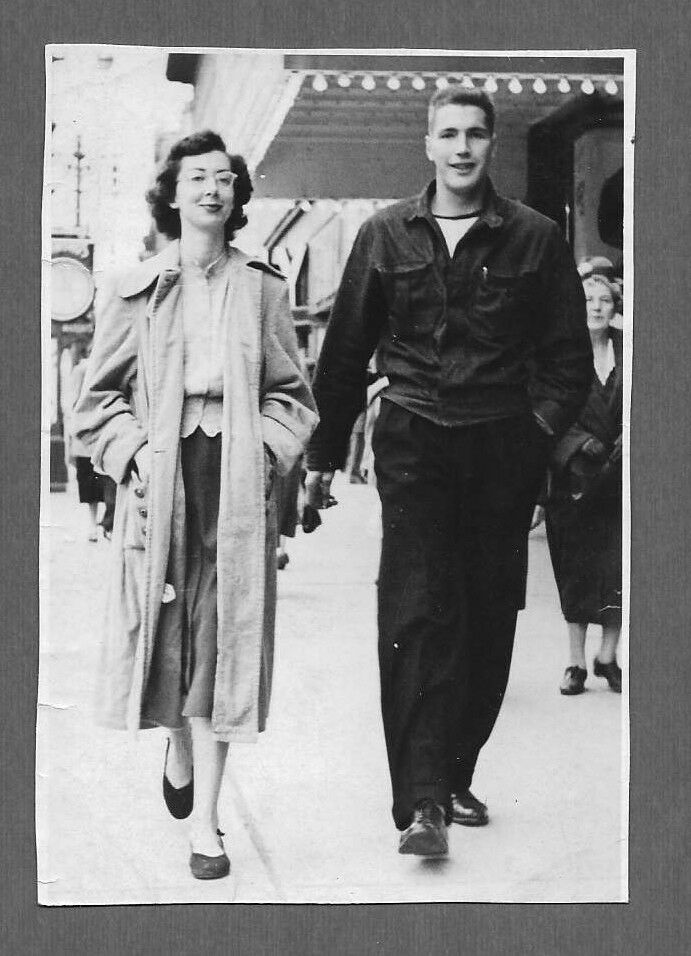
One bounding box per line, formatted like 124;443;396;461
172;51;624;200
253;56;623;199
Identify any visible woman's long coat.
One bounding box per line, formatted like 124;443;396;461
545;327;623;625
74;241;318;741
549;328;623;494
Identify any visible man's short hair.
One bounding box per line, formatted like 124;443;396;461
427;86;496;135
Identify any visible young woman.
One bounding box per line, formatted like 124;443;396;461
544;272;623;696
74;131;317;879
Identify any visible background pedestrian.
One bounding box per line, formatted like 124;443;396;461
68;348;106;541
544;271;623;695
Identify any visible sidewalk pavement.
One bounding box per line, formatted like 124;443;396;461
37;474;626;904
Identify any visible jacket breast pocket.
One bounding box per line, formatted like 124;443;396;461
122;478;147;551
471;269;536;339
378;261;440;339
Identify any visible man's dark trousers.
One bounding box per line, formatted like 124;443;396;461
373;400;549;830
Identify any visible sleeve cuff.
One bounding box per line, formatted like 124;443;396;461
532;410;555;437
533;401;567;439
261;415;304;477
97;427;148;484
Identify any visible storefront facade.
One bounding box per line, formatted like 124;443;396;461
166;52;625;369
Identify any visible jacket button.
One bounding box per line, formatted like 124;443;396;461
138;507;148;518
134;487;145;498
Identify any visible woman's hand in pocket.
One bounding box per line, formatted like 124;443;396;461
132;444;150;485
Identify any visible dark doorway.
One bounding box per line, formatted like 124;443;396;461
526;92;623;246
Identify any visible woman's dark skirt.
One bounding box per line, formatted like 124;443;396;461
143;428;222;725
179;428;222;718
545;489;622;627
75;456;105;504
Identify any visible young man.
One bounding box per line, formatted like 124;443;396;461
305;87;592;856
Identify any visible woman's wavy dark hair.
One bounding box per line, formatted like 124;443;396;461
145;130;253;241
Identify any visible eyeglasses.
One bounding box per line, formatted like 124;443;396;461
177;171;237;189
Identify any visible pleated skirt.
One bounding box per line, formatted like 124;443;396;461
142;427;221;725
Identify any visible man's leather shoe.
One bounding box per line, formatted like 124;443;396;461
163;738;194;820
451;790;489;826
398;799;449;856
593;657;622;693
560;665;587;695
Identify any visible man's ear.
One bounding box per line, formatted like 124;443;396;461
424;134;433;162
169;201;179;210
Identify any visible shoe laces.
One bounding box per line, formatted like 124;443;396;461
414;799;443;824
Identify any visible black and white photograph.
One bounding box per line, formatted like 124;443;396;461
39;45;633;904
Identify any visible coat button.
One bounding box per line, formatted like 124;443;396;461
134;486;145;498
138;507;148;518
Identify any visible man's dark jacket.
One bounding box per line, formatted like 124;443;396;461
306;181;593;471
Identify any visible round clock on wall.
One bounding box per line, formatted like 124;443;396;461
51;256;96;321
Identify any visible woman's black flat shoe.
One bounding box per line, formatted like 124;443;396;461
593;657;622;693
560;665;587;695
190;834;230;880
162;738;194;819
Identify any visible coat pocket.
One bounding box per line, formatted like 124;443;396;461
121;477;148;551
378;260;440;338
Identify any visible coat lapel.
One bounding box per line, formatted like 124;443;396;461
213;253;267;737
142;264;185;691
581;329;623;445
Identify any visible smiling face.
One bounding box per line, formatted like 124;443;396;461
170;150;235;236
583;276;616;332
425;103;495;207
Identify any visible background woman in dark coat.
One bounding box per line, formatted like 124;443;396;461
545;273;623;696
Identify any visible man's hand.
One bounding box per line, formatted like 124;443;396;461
302;470;336;534
305;470;336;510
581;436;607;460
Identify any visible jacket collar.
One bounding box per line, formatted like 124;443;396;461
117;240;257;299
117;240;182;298
405;179;504;230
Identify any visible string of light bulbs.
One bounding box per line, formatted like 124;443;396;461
303;71;621;96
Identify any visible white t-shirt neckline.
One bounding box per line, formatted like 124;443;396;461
434;213;480;256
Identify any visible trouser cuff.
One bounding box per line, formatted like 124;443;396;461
451;756;477;794
394;784;450;830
